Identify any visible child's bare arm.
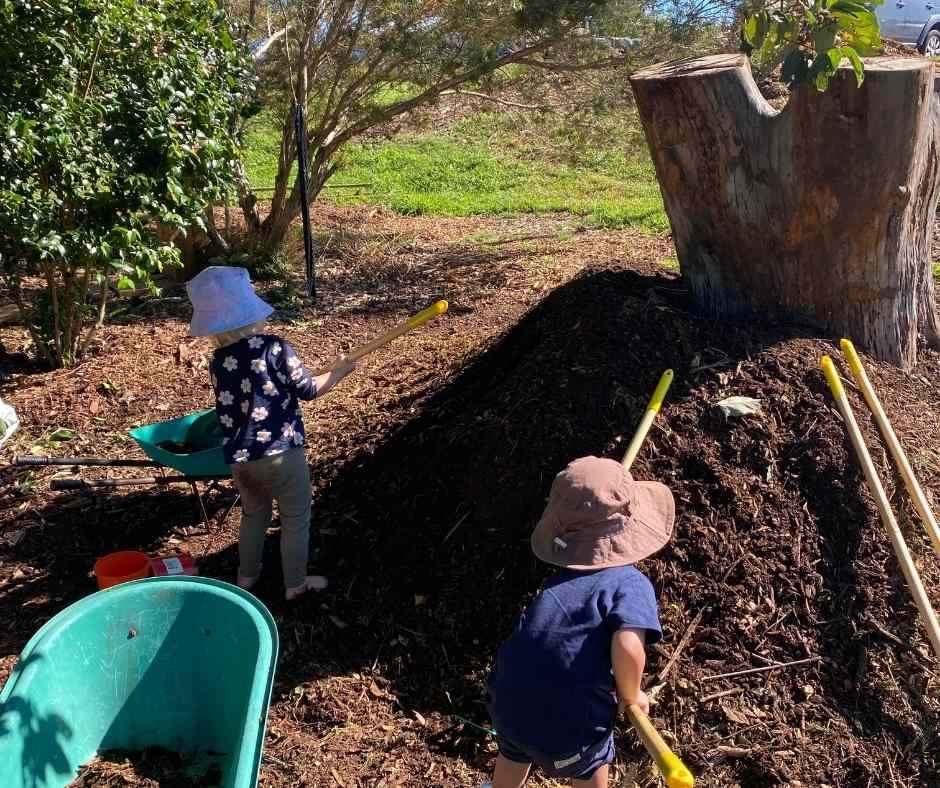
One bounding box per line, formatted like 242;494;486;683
312;358;355;398
277;342;354;401
611;627;648;715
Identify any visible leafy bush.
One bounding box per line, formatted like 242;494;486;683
0;0;253;366
741;0;883;90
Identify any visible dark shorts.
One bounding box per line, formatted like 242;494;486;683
497;730;615;780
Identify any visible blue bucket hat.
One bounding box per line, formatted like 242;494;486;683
186;266;274;337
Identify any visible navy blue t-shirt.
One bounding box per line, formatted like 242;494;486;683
209;334;317;465
488;566;661;754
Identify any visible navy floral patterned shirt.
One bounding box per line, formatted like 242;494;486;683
209;334;317;465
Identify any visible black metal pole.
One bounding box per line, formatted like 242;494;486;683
294;104;316;299
15;455;159;468
51;475;229;490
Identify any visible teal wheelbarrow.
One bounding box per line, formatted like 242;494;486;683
0;577;278;788
13;411;237;528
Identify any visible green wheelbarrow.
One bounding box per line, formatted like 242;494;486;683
0;577;278;788
129;409;230;478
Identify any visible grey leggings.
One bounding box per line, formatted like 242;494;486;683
230;447;311;590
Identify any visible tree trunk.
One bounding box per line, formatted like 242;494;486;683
630;54;940;368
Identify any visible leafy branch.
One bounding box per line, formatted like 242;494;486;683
741;0;883;90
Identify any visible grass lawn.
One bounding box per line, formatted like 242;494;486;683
242;110;668;234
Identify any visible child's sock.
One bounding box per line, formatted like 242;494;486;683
285;574;328;601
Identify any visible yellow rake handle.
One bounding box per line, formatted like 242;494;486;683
820;354;940;660
628;705;695;788
622;369;674;471
839;339;940;560
312;300;448;376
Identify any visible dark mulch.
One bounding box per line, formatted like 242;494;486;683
69;748;222;787
2;208;939;787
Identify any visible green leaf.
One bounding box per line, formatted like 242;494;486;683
743;14;760;46
116;275;135;290
841;46;865;85
826;47;843;70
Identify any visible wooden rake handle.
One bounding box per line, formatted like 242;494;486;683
622;369;674;470
840;339;940;560
311;300;448;376
820;355;940;660
621;370;694;787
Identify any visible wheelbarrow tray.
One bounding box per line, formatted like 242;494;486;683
0;576;278;788
129;410;230;477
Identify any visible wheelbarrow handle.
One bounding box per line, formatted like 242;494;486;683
15;455;159;468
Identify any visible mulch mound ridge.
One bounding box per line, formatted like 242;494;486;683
2;231;939;785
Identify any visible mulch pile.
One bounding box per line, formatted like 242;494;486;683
69;748;222;787
1;209;938;786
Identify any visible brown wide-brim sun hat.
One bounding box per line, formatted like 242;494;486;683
531;455;676;570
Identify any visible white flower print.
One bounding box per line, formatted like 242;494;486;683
290;367;303;382
218;390;234;406
271;343;282;355
281;422;295;439
287;356;301;369
248;336;264;349
222;437;230;445
282;394;292;409
241;401;250;414
251;406;269;422
240;378;252;394
276;372;287;384
219;414;234;428
251;358;267;374
262;380;277;396
222;356;238;372
265;448;285;457
256;430;272;443
292;431;303;446
233;449;250;463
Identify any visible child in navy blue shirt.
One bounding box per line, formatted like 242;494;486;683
483;456;676;787
187;267;354;601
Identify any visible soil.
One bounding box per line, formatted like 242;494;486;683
155;441;199;455
69;748;223;787
1;206;939;787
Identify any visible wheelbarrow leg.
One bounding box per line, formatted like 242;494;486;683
192;482;212;533
217;493;240;529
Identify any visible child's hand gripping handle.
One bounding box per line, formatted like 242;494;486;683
622;369;674;471
312;300;448;376
627;704;694;788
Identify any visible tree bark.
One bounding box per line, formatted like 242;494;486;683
630;54;940;369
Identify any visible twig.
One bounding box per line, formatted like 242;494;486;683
442;511;470;544
700;687;745;703
83;36;102;99
656;608;704;684
439;89;546;111
865;615;905;647
701;655;820;683
77;276;109;359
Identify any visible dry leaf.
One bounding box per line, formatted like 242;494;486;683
716;396;762;418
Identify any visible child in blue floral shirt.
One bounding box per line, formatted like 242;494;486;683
188;266;354;600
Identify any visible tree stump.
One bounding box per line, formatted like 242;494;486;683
630;54;940;368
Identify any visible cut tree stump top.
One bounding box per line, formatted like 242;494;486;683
631;53;934;116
